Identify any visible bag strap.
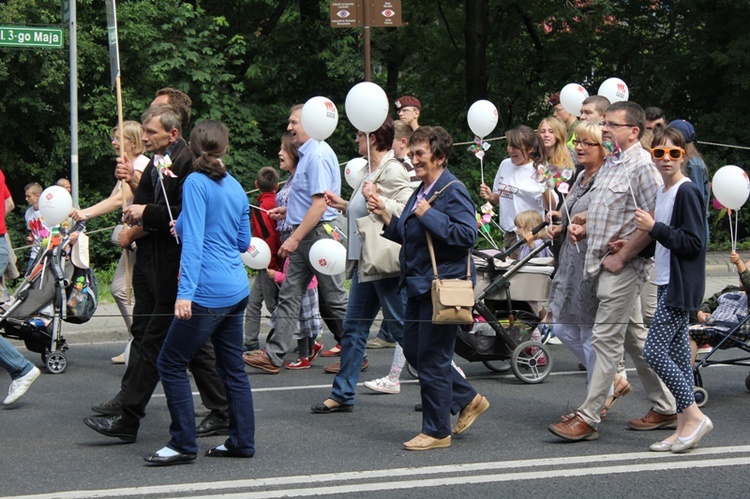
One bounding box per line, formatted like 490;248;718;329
423;179;470;280
426;233;471;280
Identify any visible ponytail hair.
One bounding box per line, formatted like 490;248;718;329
189;120;229;180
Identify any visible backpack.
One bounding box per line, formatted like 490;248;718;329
64;265;99;324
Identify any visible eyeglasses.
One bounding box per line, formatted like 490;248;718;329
651;147;685;160
572;139;599;148
407;149;431;160
600;121;636;129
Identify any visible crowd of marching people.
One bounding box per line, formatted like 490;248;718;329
1;83;731;463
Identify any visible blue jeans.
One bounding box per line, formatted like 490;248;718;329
0;335;34;379
331;266;404;406
157;297;255;455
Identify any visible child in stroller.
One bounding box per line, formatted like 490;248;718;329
689;252;750;405
0;222;95;374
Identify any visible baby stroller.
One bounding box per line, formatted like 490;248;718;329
0;223;97;374
691;314;750;407
456;221;555;384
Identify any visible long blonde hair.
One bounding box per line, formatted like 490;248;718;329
112;120;146;156
538;117;574;170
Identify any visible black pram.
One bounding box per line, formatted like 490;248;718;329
1;224;97;373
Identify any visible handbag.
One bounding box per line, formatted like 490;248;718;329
354;158;405;278
356;214;401;277
426;232;474;325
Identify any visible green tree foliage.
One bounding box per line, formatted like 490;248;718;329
0;0;748;271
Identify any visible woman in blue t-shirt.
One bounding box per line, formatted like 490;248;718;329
145;120;254;466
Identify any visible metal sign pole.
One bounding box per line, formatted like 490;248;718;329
69;0;79;207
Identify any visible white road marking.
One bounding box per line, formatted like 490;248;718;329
8;445;750;499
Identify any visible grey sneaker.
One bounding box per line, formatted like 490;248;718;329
365;338;396;349
4;367;41;405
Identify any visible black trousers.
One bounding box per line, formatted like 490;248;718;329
117;254;228;426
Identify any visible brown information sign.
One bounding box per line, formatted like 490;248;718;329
330;1;362;28
367;0;402;27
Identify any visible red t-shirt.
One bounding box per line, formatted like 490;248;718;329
0;170;10;235
251;191;282;271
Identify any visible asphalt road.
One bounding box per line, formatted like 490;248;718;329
1;337;749;498
1;253;748;498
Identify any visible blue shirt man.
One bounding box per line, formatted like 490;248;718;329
244;104;349;372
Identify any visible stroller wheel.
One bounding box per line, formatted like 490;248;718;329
745;374;750;392
694;386;708;408
511;341;552;384
482;360;512;373
46;351;67;374
405;362;419;379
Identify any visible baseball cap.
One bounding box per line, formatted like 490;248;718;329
668;119;696;143
548;92;561;107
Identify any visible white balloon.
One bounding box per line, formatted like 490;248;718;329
241;237;272;270
467;100;498;138
598;77;629;103
309;239;347;275
559;83;589;117
301;96;339;141
38;185;73;226
712;165;750;210
345;82;389;133
344;157;368;189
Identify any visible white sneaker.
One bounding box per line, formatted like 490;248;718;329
363;376;400;394
4;366;41;405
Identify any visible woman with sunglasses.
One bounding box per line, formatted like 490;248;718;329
634;126;710;453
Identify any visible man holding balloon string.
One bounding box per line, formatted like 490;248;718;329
549;101;677;442
245;103;348;374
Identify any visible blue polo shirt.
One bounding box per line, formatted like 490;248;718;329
286;138;341;225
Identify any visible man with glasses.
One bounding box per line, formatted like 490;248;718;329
394;96;421;131
549;101;677;442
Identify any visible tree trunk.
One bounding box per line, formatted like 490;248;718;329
465;0;489;105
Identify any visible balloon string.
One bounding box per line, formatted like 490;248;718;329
728;209;735;253
624;169;639;210
365;133;372;197
157;173;180;245
480;155;485;187
561;197;580;254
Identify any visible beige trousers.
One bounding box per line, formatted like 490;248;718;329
577;263;675;427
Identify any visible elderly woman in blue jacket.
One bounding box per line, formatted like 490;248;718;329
368;126;489;451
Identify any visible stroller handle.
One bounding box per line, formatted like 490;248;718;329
473;220;549;264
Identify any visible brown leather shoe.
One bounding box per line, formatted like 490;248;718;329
322;359;369;374
548;412;599;441
243;350;281;374
452;394;490;435
627;409;677;431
